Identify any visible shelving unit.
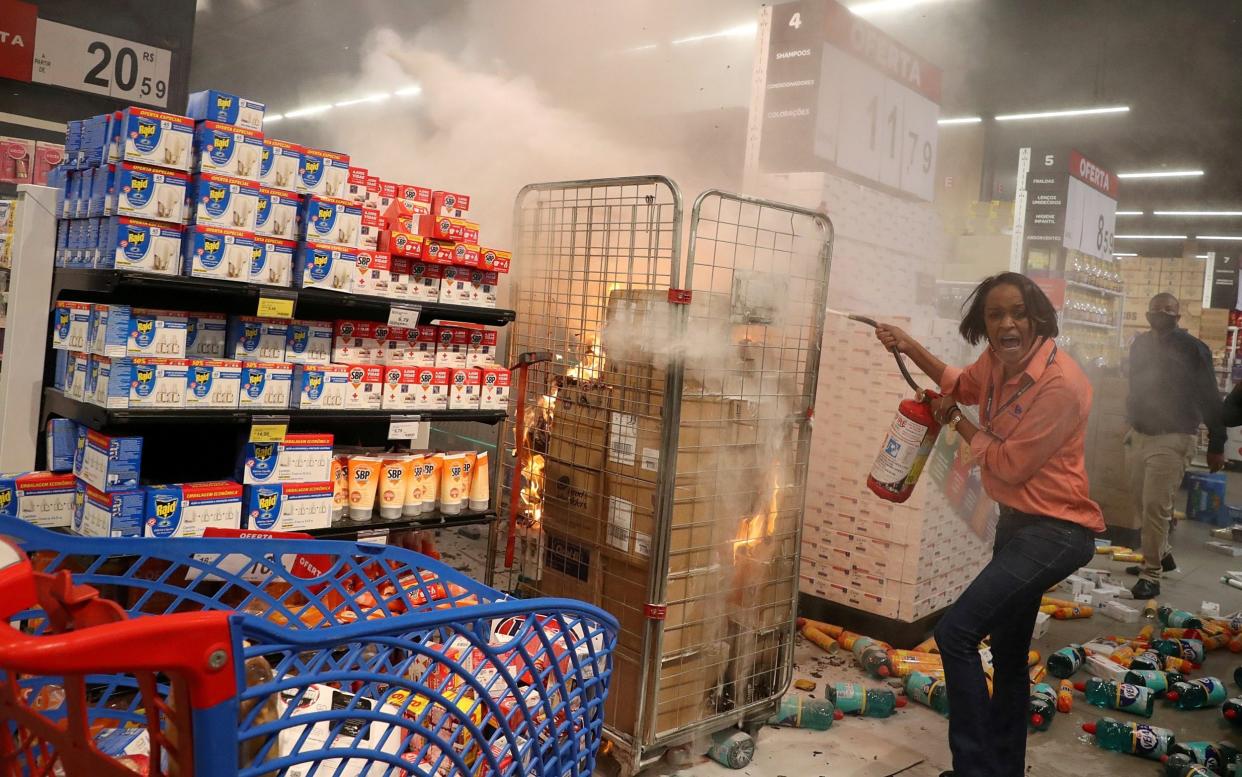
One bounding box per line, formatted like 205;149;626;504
306;508;496;540
1066;280;1122;297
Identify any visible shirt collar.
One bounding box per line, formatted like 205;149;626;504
991;336;1055;386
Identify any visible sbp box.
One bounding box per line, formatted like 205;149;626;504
239;361;293;409
101;217;182;275
434;327;469;369
409;262;442;303
480;367;511;411
186;90;265;131
75;481;145;537
244;482;333;532
189;172;260;231
466;329;498;368
381;366;420;410
413;367;450;410
344;364;384;409
449;368;481;409
228;316;288;362
417;214;480;244
385;325;438;367
351;250;391;296
284;320;332;365
294;242;355;292
129;358;188;409
332;320;373;364
113;163;189;223
183;224;253;282
75;428;143;492
185;359;242;409
0;471;76;528
431;190;470;216
250;235;295;287
144;481;243;538
291;364;348;409
302;195;363;248
192;122;264;179
439;264;471;305
120;108;194;171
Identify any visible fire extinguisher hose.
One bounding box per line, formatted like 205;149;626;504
839;313;922;393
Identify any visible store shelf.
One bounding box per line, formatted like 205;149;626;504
43;388;507;427
1062;318;1117;330
51;269;517;327
1066;280;1123;297
306;509;496;540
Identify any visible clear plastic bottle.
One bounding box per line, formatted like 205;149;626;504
1028;683;1057;730
827;682;905;718
1046;644;1086;678
905;671;949;716
767;696;838;730
1123;669;1184;697
1158;607;1204;629
1167;678;1228;710
1165;741;1225;774
1075;678;1155;717
1082;718;1175;760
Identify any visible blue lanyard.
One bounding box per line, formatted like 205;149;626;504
983;343;1058;432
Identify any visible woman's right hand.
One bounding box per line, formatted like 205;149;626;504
875;323;919;355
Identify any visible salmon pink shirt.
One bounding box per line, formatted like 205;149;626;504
939;337;1105;533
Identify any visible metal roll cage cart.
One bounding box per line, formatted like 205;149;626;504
489;175;832;773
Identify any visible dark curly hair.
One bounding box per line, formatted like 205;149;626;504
958;272;1059;346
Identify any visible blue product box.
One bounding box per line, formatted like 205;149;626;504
0;471;77;528
144;481;243;538
75;427;143;493
186;312;228;358
111;162;190;224
93;305;188;358
284;319;332;365
55;220;69;267
51;301;91;351
239;440;282;484
53;350;69;390
45;419;78;472
250;235;295;288
189;172;260;231
294;241;356;291
254;187;301;240
259;139;303;192
85;355;132;409
227;316;288;362
99;216;183;275
75;480;145;537
193;121;264;179
1186;472;1229;526
186;90;265;131
238;361;293;409
120;107;194;171
301;194;362;247
297;148;349;197
243;482;332;532
89;164;116;217
182;224;253;281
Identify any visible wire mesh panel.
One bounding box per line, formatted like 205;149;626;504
495;179;830;773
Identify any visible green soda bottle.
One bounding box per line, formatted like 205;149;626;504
1129;651;1165;672
1075;678;1155;717
1165;759;1215;777
1082;718;1175;759
850;636;884;662
1152;639;1206;665
1158;606;1204;629
859;643;891;677
1027;683;1057;730
1165;741;1224;774
828;682;906;718
1167;678;1228;710
1224;697;1242;725
1123;669;1184;697
1046;644;1087;678
767;696;839;730
905;671;949;716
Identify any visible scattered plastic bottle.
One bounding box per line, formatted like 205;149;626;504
1028;683;1057;730
706;729;754;769
1109;645;1138;667
1165;741;1224;774
1228;633;1242;653
849;635;885;661
767;696;838;730
1082;718;1176;760
1203;634;1231;652
905;671;949;716
1056;678;1074;713
827;682;905;718
1124;669;1185;697
884;649;943;678
1166;678;1228;710
1159;607;1204;630
1052;605;1093;620
1046;645;1087;678
1153;639;1207;665
1129;651;1164;672
1235;666;1242;689
1076;678;1155;717
1143;599;1159;619
1162;756;1215;777
859;643;892;677
1161;628;1202;640
1139;623;1156;641
1223;697;1242;725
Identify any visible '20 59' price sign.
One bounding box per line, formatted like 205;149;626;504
30;19;172;108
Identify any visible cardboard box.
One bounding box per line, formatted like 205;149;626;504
291;364;349;409
381;366;421;410
479;367;511;411
74;481;145;537
45;419;77;473
0;471;76;528
75;428;143;492
284;320;333;365
449;368;481;409
435;327;469;369
128;358;188;409
431;190;470;216
298;148;350;198
543;458;606;542
183;224;253;282
277;433;334;482
186;312;228;358
439;264;472;305
189;172;260;231
184;359;242;408
302;194;362;247
244;482;333;532
193;122;263;179
100;217;182;275
412;367;450;410
119;108;194;171
604;476;721;571
259;139;303;192
51;301;92;351
85;355;129;408
144;481;242;537
607;650;713;738
254;188;301;240
416;214;480;244
538;528;603;603
238;361;293;409
332;320;373;364
228;316;288;362
345;167;369;205
187;90;265;131
352;250;391;297
409;262;442;303
343;364;384;410
384;325;438;367
294;241;355;292
251;235;295;288
548;401;608;470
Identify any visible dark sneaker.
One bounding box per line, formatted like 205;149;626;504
1125;554;1177;576
1131;578;1161;599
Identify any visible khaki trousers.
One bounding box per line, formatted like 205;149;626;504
1124;430;1196;582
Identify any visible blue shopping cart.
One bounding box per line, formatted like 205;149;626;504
0;518;617;777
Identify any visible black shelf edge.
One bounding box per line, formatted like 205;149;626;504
306;509;496;539
43;389;507;427
52;269;516;327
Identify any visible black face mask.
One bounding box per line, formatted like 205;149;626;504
1146;311;1178;332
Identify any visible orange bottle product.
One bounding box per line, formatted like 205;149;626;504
1056;679;1074;713
1229;632;1242;653
1041;596;1077;609
1203;634;1231;652
1161;628;1201;640
886;650;944;678
1039;604;1058;615
837;631;868;651
1052;606;1093;620
801;624;839;654
1108;646;1137;667
796;618;844;638
1029;664;1047;685
913;636;939;654
1138;624;1155;641
1162;655;1197;674
1027;650;1041;667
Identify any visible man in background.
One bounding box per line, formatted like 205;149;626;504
1126;292;1225;599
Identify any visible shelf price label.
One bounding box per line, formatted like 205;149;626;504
249;415;289;444
388;305;421;329
30;19;173;108
388;415;429;447
256;291;296;319
357;529;390;545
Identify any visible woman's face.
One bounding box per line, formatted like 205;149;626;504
984;283;1035;367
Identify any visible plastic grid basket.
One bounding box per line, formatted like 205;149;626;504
0;518;617;777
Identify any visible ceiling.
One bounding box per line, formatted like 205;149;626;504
191;0;1242;251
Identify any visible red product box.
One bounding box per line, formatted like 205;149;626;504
344;363;384;409
382;365;420;410
380;230;425;259
33;142;65;186
346;167;369;204
423;240;455;265
479;247;512;274
480;367;511;410
435;326;470;369
398;184;432;210
466;329;498;367
438;264;472;305
413;367;450;410
0;137;34;184
417;214;480;245
382;196;417;230
453;243;480;268
364;175;381;210
449;367;482;409
432;190;471;216
360;208;382;250
352;249;391;297
377;180;399;212
471;269;500;308
410;262;443;303
386;255;413;300
333;320;374;364
383;324;438;367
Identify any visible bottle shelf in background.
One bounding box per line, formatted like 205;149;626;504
43;388;507;428
1062;318;1116;331
306;509;496;540
51;269;517;327
1066;280;1123;297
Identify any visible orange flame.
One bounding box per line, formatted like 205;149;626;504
733;470;780;563
566;334;605;382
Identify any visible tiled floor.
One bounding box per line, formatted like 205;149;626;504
636;495;1242;777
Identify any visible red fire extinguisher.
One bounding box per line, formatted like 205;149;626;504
839;313;944;503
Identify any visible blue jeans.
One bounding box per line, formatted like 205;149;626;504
934;508;1096;777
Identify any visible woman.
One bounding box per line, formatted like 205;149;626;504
876;272;1102;777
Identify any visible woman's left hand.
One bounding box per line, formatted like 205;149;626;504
931;395;959;424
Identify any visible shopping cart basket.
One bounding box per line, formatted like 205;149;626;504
0;518;617;777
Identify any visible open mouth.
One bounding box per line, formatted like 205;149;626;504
998;333;1023;352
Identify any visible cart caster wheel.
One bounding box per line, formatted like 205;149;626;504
742;718;766;739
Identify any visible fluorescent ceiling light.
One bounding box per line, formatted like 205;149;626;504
672;22;757;45
938;116;981;125
1113;252;1138;257
1196;235;1242;241
394;85;423;97
1115;234;1187;240
1117;170;1204;179
1114;211;1143;216
283;104;333;119
626;43;659;52
334;92;391;108
995;105;1129;121
1153;210;1242;216
1196;254;1211;259
264;114;284;123
849;0;955;15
